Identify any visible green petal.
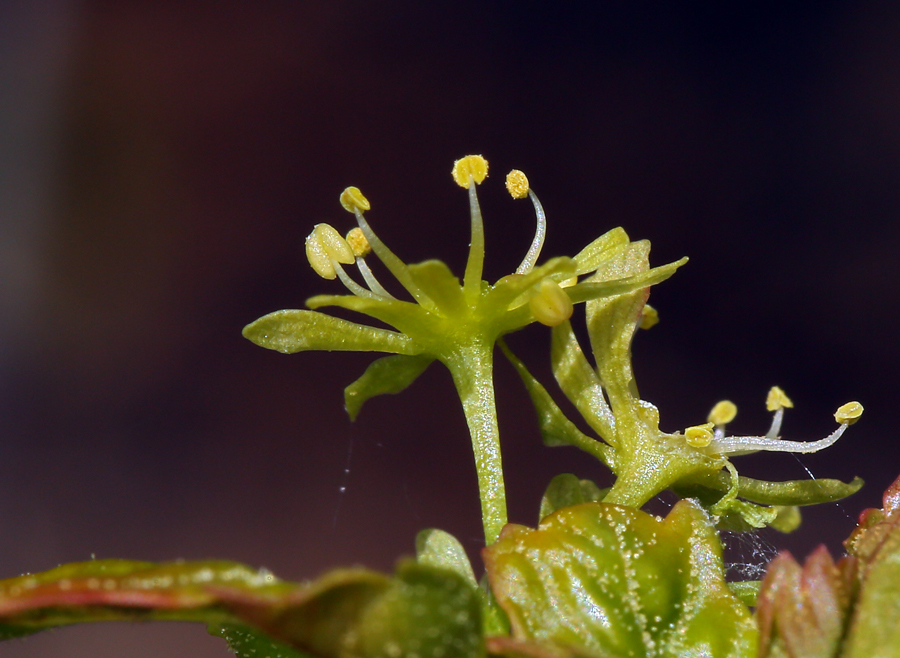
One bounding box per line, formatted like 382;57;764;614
571;227;631;276
550;321;616;443
501;342;614;468
344;354;434;421
407;260;466;316
243;309;420;355
538;473;608;521
484;500;756;658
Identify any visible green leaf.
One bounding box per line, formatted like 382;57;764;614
484;500;756;658
0;558;484;658
344;354;434;420
500;341;614;468
338;560;484;658
538;473;608;521
209;623;310;658
416;528;477;588
243;309;420;355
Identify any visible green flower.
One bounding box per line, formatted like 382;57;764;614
243;155;685;544
503;236;865;532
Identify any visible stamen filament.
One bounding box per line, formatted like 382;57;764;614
765;408;785;439
515;189;547;275
355;257;396;299
709;424;849;455
462;178;486;300
351;208;434;309
333;260;381;299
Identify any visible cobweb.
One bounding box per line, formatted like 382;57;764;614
720;529;780;581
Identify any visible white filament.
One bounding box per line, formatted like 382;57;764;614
515;189;547;275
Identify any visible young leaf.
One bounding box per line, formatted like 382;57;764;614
208;623;310;658
416;528;478;587
483;500;756;658
840;473;900;657
755;547;855;658
538;473;607;521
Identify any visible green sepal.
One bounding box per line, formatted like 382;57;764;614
538;473;608;521
345;354;434;420
678;472;864;507
715;498;780;532
484;500;756;658
209;623;310;658
487;257;575;311
585;241;651;406
500;341;614;468
564;256;688;306
304;294;433;337
571;226;630;276
674;480;801;533
243;309;420;355
550;320;615;443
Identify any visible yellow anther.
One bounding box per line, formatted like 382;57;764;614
339;186;371;213
305;224;355;280
528;279;574;327
707;400;737;426
451;155;489;188
834;401;864;425
505;170;530;199
639;304;659;329
559;275;578;288
766;386;794;411
345;227;371;258
685;423;715;448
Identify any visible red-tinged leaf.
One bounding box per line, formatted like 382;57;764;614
756;546;856;658
483;500;756;658
839;473;900;657
0;558;484;658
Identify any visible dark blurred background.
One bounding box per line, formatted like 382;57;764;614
2;1;899;655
